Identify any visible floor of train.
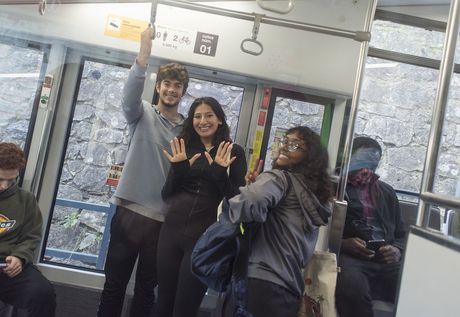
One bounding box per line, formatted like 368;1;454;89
55;283;215;317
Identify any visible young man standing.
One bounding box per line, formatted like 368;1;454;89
97;26;189;317
0;142;56;317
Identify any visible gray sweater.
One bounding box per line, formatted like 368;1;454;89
228;170;331;296
113;62;183;221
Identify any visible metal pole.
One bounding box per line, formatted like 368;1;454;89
417;0;460;227
159;0;370;42
336;0;378;201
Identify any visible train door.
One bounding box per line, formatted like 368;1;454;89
34;47;257;294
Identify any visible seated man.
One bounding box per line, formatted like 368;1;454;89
335;137;406;317
0;142;56;317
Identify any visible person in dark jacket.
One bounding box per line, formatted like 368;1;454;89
0;142;56;317
154;96;247;317
223;126;333;317
335;136;406;317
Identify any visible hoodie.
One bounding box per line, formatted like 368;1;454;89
0;184;42;265
228;169;331;296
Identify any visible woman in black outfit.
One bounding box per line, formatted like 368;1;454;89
154;97;247;317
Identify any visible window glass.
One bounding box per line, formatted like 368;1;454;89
44;60;130;269
264;97;325;170
371;20;445;60
0;41;45;147
356;57;438;193
433;73;460;197
179;78;244;141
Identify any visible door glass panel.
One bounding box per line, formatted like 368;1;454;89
0;40;46;148
264;96;325;170
43;59;130;270
43;61;246;270
179;78;244;141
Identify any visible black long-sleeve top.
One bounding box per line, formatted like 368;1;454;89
162;142;247;239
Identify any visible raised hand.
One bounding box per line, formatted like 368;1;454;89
137;24;155;67
245;158;264;185
204;141;236;167
163;137;201;166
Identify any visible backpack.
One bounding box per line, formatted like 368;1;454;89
190;208;252;292
190;171;293;293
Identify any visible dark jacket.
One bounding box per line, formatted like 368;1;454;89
162;142;247;239
343;180;406;251
0;184;42;265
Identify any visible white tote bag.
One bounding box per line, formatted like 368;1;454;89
298;251;339;317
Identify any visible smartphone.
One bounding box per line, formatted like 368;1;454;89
366;239;386;251
0;262;7;268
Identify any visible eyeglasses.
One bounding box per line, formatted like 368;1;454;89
278;137;306;152
0;176;18;188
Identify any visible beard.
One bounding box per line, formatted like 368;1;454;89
159;94;180;108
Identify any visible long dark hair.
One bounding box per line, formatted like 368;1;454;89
275;126;333;204
179;97;231;146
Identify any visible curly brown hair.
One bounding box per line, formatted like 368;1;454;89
0;143;26;170
274;126;333;204
157;63;189;94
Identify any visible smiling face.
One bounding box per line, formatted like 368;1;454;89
156;78;185;108
192;103;222;146
273;132;308;169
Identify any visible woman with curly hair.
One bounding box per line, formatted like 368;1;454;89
223;126;333;317
154;97;247;317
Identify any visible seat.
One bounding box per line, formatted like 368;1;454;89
399;201;441;230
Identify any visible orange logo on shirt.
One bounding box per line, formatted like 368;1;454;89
0;214;16;235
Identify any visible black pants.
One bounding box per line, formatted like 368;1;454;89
222;278;300;317
0;264;56;317
335;254;401;317
98;206;162;317
154;223;208;317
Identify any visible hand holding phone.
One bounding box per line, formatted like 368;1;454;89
366;239;386;252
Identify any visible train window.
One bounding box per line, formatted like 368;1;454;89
370;20;445;60
260;89;333;171
179;78;244;141
433;73;460;197
356;57;439;194
0;38;47;149
43;58;130;270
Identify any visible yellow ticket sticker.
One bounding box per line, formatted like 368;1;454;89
104;15;149;42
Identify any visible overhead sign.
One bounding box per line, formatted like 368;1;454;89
104;15;148;42
193;32;219;57
155;24;195;52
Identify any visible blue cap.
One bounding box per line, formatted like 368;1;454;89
349;147;381;173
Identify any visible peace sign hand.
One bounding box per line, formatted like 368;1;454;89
163;137;201;166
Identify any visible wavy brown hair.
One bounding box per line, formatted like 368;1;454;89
0;143;26;170
274;126;333;204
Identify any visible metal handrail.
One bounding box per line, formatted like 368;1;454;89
44;198;116;270
256;0;295;14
